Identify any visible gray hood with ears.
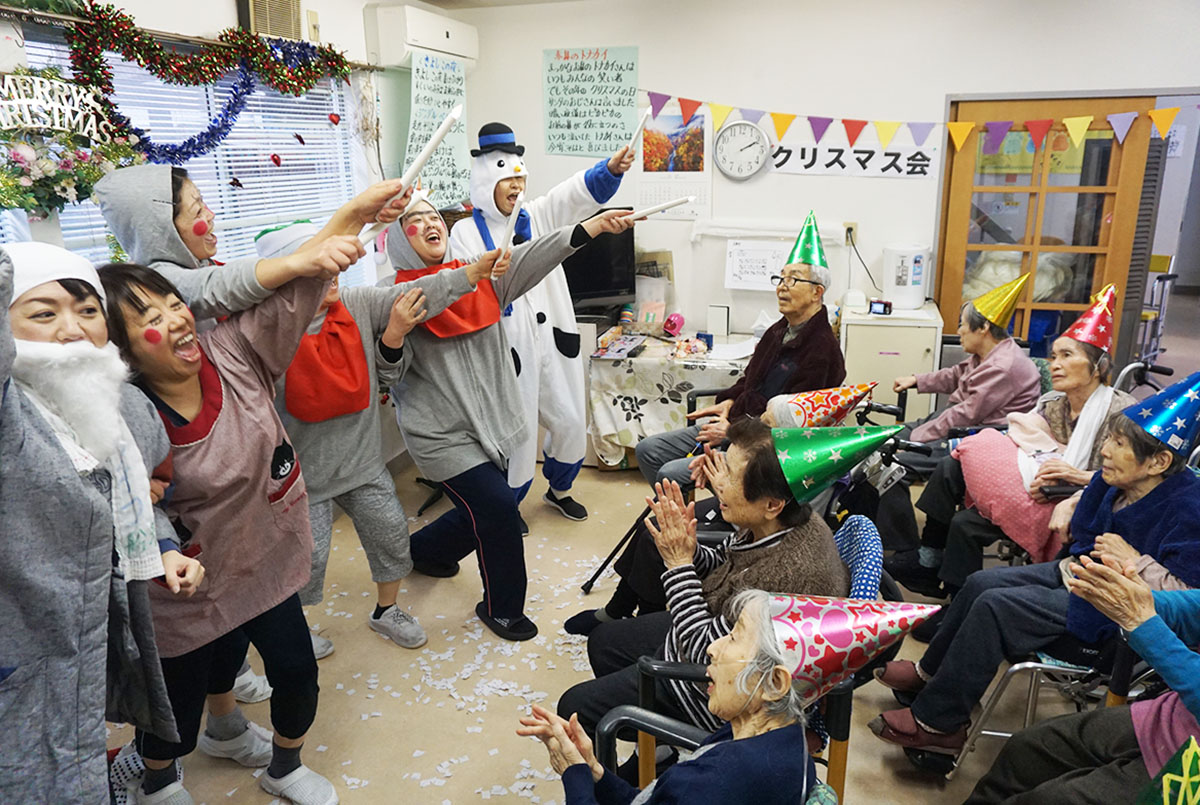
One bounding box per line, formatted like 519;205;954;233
92;164;271;320
385;201;457;270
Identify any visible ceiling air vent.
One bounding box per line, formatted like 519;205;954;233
237;0;302;40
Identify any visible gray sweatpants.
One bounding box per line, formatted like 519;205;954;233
301;467;413;606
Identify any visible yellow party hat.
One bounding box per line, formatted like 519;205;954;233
971;272;1030;329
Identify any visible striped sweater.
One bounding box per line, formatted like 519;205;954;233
661;518;849;731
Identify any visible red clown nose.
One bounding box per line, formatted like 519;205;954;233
192;219;209;237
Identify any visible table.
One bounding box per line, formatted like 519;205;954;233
587;338;752;467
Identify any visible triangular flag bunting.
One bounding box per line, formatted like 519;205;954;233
647;92;671;118
907;122;936;147
709;103;734;131
947;121;975;151
1149;107;1180;139
1025;118;1054;150
983;120;1013;154
770;112;797;142
873;120;902;150
1063;115;1093;148
678;98;702;126
1107;111;1137;144
739;108;765;125
842;119;868;147
808;116;834;144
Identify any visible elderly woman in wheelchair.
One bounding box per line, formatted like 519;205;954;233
520;589;828;804
869;389;1200;761
968;554;1200;803
887;326;1135;602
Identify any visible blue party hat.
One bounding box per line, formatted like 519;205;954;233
1123;371;1200;456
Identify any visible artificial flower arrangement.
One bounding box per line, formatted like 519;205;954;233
0;67;146;219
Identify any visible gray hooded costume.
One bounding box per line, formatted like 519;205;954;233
380;209;583;481
94;164;272;320
0;250;178;804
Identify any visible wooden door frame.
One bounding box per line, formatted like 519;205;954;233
929;87;1200;338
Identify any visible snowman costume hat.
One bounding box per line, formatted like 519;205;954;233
449;122;624;510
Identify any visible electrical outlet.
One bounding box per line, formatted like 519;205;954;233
843;222;858;246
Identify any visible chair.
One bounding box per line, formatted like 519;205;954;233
625;515;885;800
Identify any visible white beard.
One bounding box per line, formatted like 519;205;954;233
11;339;130;463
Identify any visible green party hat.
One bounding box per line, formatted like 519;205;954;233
786;210;828;269
773;424;903;502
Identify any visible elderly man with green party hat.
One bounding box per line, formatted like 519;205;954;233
635;211;846;489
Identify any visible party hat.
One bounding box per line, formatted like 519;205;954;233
773;424;902;502
1061;283;1118;354
775;382;878;428
786;210;828;269
768;594;942;706
971;272;1030;329
1122;370;1200;456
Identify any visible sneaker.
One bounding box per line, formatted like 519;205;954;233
197;722;273;767
310;632;334;660
369;605;428;648
544;491;588;521
873;660;927;694
135;781;194;805
518;513;530;537
563;609;604;636
475;601;538;641
884;550;945;598
231;666;272;704
260;764;338;805
412;558;460;577
868;707;967;754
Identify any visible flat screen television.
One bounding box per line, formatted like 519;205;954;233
561;207;636;309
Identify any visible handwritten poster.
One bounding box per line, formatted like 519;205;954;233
404;48;470;207
543;46;638;157
725;239;793;291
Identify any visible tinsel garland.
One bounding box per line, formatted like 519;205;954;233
112;63;257;165
63;3;350;162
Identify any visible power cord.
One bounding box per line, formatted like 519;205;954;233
847;228;882;292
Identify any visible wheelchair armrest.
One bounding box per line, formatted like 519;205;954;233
1039;484;1084;499
686;388;729;415
636;656;710;684
696;530;732;548
822;677;856;741
945;424;1007;439
595;705;709;769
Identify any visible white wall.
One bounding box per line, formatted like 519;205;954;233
447;0;1200;332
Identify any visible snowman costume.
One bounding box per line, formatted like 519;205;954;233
449;123;623;509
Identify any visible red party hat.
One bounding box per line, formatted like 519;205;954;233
768;594;941;706
1061;283;1118;354
778;382;877;428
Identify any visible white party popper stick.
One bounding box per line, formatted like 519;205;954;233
492;191;525;279
624;195;695;221
627;107;651;154
358;104;463;246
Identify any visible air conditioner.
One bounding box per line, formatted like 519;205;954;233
237;0;302;40
363;4;478;71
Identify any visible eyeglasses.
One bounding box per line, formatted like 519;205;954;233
770;275;823;289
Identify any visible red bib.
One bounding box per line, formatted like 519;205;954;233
394;259;499;338
284;300;371;423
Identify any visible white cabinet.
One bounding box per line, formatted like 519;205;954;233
840;302;944;418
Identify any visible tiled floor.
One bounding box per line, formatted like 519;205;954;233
106;295;1200;803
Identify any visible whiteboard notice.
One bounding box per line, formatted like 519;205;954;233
543;46;638;157
725;239;793;292
404;48;470;207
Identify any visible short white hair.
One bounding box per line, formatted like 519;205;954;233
785;262;830;297
725;589;807;723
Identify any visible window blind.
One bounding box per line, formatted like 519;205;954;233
16;31;355;268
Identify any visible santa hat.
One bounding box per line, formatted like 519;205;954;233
4;241;105;308
768;594;942;706
971;272;1029;330
471;122;525;157
1122;370;1200;456
254;220;320;260
1061;283;1118;354
768;383;877;428
773;424;901;502
786;211;828;269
